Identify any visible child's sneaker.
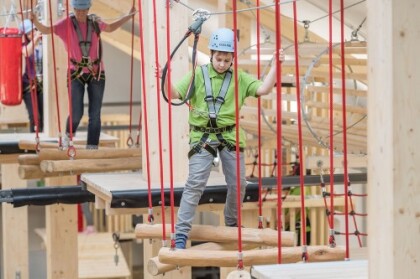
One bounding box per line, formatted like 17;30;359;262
175;233;188;249
61;134;69;149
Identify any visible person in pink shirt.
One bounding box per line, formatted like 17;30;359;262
31;0;135;149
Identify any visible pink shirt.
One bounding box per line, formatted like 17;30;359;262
54;16;106;73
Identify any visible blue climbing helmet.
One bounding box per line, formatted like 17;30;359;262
71;0;92;10
19;19;34;34
208;28;235;53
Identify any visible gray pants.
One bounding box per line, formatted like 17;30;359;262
175;142;247;236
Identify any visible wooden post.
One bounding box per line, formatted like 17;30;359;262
367;0;420;278
1;164;29;279
141;0;189;185
41;0;79;277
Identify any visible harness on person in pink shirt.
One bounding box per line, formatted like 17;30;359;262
69;13;103;81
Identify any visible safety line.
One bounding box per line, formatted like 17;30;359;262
339;0;351;260
232;0;245;270
292;0;309;262
151;0;168;245
165;0;177;250
136;0;154;225
18;0;41;147
327;0;337;248
126;0;136;147
274;0;284;264
255;0;265;230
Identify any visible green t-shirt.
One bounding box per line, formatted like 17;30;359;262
175;64;262;147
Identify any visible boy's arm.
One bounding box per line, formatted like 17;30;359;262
256;49;285;96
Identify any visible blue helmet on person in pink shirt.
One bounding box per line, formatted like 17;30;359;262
71;0;91;10
19;19;34;34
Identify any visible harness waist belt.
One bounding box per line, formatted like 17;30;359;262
190;124;235;134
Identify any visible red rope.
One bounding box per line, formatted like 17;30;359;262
165;0;176;249
136;0;154;223
151;0;167;243
126;1;136;147
328;0;336;247
340;0;350;259
274;0;283;264
292;1;308;261
255;0;264;230
45;0;65;151
64;1;74;145
19;0;40;145
232;0;244;270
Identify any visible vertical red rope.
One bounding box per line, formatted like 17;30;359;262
256;0;264;230
292;1;308;261
127;0;136;146
64;0;74;144
137;0;153;223
45;0;64;144
339;0;350;259
328;0;336;246
151;0;167;243
274;0;283;264
19;0;40;142
165;0;176;248
232;0;244;270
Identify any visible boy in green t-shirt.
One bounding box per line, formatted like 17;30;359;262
163;28;284;249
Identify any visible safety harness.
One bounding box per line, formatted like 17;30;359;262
187;65;244;159
69;13;103;82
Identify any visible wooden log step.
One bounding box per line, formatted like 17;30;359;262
40;156;141;173
18;140;85;151
18;165;74;179
17;154;40;165
18;139;114;151
135;224;295;247
38;147;141;161
148;242;260;276
158;245;346;267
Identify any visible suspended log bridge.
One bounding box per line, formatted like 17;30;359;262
148;242;261;276
135;224;296;247
158;245;346;267
16;147;141;179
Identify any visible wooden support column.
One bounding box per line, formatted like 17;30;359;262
41;0;79;278
141;0;189;185
367;0;420;278
141;1;189;278
1;164;29;279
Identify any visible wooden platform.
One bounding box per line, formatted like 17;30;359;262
251;260;368;279
35;228;131;279
81;171;228;215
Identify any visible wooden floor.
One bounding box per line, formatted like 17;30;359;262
35;229;131;279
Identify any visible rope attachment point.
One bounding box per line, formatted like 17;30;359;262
188;8;210;35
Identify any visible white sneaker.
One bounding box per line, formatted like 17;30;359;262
61;135;70;149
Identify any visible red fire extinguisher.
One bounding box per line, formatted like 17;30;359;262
0;27;22;106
